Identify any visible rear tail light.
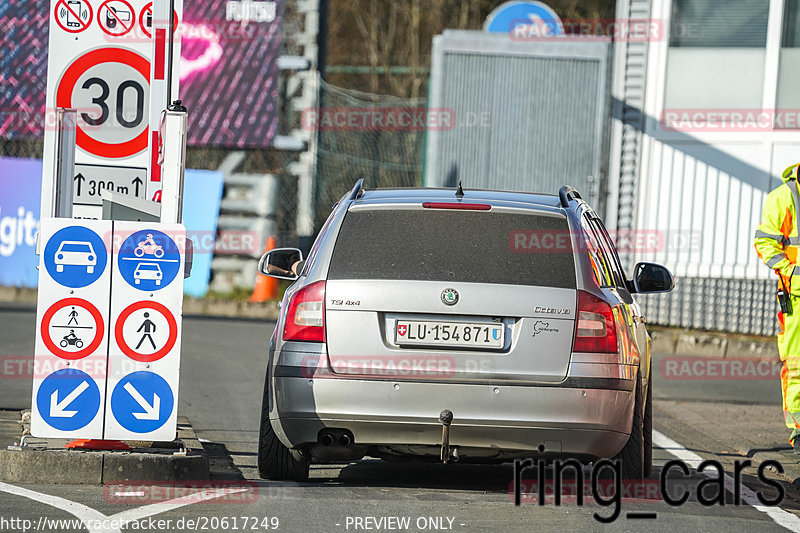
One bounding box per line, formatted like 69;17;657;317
283;281;326;342
573;290;619;353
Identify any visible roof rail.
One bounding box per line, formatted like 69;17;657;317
349;178;365;200
558;186;582;208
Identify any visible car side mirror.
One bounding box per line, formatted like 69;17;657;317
629;262;674;293
258;247;304;280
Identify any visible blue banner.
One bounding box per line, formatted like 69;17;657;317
0;157;42;288
181;169;224;298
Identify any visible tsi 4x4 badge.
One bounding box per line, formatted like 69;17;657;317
441;288;459;306
255;181;675;483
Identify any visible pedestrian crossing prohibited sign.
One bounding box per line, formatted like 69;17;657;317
115;300;177;362
41;297;105;360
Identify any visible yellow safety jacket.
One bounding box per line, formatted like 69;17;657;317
755;163;800;295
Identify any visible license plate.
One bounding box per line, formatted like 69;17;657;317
395;320;504;349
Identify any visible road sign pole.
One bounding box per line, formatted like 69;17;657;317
159;102;187;224
147;0;183;199
51;108;77;218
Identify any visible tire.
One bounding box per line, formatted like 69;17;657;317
614;370;646;479
75;340;84;348
257;375;309;481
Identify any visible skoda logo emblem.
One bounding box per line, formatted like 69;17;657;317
441;288;459;306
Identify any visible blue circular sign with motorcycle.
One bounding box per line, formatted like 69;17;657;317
117;229;181;291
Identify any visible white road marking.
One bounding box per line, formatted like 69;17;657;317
0;482;108;533
654;430;800;531
0;481;249;533
108;486;250;524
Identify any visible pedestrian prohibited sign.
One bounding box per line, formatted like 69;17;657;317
117;228;181;291
41;298;105;360
56;47;150;159
43;225;108;288
115;301;177;362
36;369;102;432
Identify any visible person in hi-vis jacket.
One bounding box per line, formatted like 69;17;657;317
755;162;800;452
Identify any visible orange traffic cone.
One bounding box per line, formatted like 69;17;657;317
249;236;279;302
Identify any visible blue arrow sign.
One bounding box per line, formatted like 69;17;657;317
36;369;101;431
484;1;564;35
111;371;174;433
43;226;108;288
117;229;181;291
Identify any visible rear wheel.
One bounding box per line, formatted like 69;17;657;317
614;370;647;479
257;375;309;481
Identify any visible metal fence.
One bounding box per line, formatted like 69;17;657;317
314;80;425;228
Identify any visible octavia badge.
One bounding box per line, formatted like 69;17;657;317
441;288;459;306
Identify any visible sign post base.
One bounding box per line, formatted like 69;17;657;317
66;439;131;450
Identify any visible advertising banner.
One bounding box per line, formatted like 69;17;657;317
0;158;42;288
0;0;281;148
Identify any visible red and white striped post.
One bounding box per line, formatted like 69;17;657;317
148;0;183;201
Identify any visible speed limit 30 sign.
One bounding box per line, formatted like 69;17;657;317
56;47;150;159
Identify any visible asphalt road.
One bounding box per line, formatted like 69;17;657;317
1;305;798;533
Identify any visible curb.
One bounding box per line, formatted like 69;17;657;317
649;327;778;358
0;412;210;485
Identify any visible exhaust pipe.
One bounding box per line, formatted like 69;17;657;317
320;434;334;446
338;434;351;447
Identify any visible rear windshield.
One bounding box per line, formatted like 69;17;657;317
328;209;576;288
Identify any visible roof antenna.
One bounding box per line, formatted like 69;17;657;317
455;180;464;199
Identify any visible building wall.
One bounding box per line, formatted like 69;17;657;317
611;0;800;335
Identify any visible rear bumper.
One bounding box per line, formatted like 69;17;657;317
269;361;637;460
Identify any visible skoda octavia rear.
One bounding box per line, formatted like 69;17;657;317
256;182;673;481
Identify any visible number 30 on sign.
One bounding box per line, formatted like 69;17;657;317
56;47;150;159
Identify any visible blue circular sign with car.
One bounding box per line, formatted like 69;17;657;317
44;226;108;288
117;229;181;291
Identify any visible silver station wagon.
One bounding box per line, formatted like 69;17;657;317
256;181;674;481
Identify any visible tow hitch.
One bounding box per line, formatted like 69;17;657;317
439;409;453;463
